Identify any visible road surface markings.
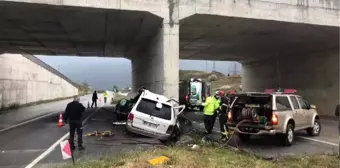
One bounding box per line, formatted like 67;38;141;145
25;105;103;168
0;112;56;133
1;149;46;154
298;136;339;147
25;132;70;168
0;96;91;134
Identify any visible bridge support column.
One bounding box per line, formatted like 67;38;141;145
242;50;339;117
131;22;179;100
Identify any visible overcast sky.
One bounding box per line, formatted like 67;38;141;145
37;56;241;90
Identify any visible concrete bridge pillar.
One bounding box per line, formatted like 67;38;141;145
241;49;339;116
131;21;179;100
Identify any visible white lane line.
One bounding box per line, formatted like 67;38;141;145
0;97;91;133
298;136;339;147
25;132;70;168
0;112;57;133
25;105;103;168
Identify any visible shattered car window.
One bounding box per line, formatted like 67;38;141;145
136;98;172;120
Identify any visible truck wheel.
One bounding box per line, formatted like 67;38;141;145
282;123;294;146
238;133;251;142
307;118;321;136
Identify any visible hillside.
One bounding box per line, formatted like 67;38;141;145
179;70;242;92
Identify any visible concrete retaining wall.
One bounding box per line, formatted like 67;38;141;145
0;53;78;108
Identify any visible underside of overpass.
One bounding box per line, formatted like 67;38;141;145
180;14;339;116
0;1;180;101
0;0;339;116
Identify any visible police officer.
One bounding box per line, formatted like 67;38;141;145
63;96;86;151
218;90;229;141
103;91;108;103
202;92;220;135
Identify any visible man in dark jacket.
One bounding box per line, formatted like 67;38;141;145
63;96;86;150
218;90;229;141
91;91;98;108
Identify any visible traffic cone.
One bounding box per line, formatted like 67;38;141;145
58;113;64;127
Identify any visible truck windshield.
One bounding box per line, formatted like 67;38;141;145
190;81;202;100
136;98;172;120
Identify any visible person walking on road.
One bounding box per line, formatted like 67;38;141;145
91;90;98;108
63;96;86;151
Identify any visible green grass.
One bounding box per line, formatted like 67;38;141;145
60;143;339;168
111;93;128;105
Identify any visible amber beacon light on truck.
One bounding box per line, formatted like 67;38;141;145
264;88;297;94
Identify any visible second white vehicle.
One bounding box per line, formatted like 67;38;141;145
126;90;185;143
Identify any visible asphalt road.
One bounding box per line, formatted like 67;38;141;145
0;107;96;168
182;111;339;159
35;106;161;168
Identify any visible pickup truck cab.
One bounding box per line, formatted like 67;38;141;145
126;90;185;143
227;89;321;146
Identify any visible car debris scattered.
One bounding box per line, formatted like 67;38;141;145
84;130;114;137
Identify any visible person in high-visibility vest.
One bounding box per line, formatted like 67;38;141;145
202;92;220;135
103;91;108;103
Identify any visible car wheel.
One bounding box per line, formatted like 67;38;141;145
237;133;251;142
112;112;118;123
307;118;321;136
282;123;294;146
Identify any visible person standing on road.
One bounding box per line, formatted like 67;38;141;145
103;91;108;103
63;96;86;151
91;90;98;108
202;92;219;135
212;91;221;128
218;90;229;141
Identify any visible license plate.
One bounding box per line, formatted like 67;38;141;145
143;121;158;128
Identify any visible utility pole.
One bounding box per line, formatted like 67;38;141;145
212;61;216;72
205;61;208;72
231;62;237;75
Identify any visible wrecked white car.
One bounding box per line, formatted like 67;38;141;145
126;90;185;144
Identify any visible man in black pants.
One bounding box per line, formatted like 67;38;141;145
91;90;98;108
63;96;86;151
218;90;229;141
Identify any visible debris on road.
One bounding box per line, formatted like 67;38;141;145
147;156;169;166
84;130;114;137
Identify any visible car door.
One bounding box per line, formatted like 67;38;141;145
131;97;172;135
289;96;306;128
275;95;302;129
296;96;312;128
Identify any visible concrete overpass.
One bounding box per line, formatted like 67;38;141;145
0;0;339;116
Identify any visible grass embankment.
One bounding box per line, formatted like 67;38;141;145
111;93;128;105
62;143;339;168
180;70;242;92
